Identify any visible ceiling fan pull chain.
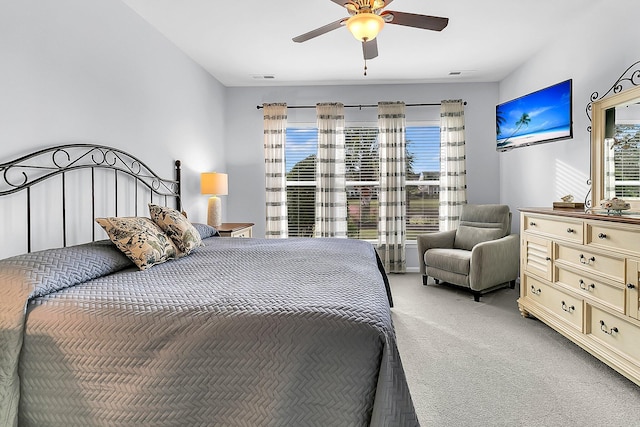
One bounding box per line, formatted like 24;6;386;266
364;58;368;76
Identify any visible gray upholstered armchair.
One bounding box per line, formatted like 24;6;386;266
417;204;519;301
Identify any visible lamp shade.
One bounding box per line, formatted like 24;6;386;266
346;13;384;42
200;172;228;196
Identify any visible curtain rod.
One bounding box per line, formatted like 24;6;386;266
256;101;467;110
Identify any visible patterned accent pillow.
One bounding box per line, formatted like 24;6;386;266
148;204;203;254
96;217;179;270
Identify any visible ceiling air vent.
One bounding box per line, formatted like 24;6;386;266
449;70;476;76
251;74;276;80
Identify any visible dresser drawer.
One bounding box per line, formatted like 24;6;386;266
524;275;583;332
523;214;583;244
586;222;640;257
588;304;640;363
231;228;252;238
555;243;625;283
555;267;624;313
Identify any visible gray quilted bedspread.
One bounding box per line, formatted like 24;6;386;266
0;237;418;427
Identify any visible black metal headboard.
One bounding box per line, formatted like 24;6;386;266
0;144;181;253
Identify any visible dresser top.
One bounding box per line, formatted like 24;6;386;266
217;222;254;232
520;207;640;226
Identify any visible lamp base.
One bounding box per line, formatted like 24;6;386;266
207;196;222;228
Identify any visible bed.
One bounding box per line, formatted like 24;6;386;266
0;144;418;426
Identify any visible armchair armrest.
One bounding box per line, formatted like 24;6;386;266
416;230;456;275
469;233;520;292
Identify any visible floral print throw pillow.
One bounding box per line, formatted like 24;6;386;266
96;217;179;270
148;204;203;255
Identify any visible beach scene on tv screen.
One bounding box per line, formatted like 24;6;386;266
496;80;572;150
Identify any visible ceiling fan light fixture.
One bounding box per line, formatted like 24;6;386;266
346;13;384;42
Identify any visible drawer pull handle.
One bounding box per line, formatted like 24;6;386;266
579;280;595;291
598;232;607;239
561;301;575;313
529;221;536;226
628;283;636;290
599;320;619;335
566;228;574;233
530;285;541;295
579;254;596;265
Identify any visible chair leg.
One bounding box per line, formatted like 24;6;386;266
422;275;428;286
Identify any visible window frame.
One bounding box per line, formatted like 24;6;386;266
284;120;441;241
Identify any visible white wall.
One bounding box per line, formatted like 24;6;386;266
0;0;226;258
6;0;631;270
498;0;639;231
225;82;499;270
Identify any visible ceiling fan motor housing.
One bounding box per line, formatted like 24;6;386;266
345;0;387;15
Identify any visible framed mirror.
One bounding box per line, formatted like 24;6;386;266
591;84;640;212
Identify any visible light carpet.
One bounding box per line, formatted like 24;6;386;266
390;273;640;427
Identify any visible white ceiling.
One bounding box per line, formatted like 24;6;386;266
121;0;590;87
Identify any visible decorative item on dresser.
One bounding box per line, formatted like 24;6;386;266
519;207;640;386
217;222;254;238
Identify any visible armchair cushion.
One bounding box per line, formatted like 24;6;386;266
454;225;505;251
424;248;471;276
453;204;511;250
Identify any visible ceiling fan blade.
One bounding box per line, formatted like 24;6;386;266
381;11;449;31
292;17;347;43
362;39;378;60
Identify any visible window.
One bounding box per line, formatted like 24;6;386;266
405;126;441;239
285;128;316;237
345;127;379;240
285;125;440;239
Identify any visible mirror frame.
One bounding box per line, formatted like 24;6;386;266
591;84;640;211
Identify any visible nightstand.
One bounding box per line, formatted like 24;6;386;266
217;222;254;238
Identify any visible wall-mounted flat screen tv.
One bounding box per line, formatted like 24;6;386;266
496;79;573;151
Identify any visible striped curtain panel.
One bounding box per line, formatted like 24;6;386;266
377;101;406;273
315;103;347;238
263;103;288;238
439;100;467;231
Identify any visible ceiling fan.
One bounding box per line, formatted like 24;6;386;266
292;0;449;73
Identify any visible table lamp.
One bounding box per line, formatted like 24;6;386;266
200;172;228;228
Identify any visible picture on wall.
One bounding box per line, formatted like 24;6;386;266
496;79;573;151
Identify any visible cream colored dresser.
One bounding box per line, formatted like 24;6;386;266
519;208;640;385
